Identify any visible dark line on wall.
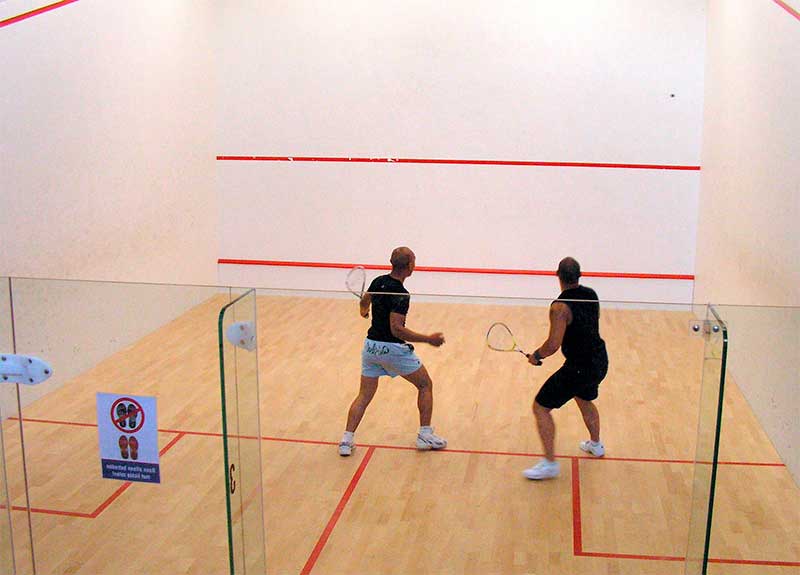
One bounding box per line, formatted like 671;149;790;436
216;155;701;171
0;0;80;28
772;0;800;20
217;259;696;281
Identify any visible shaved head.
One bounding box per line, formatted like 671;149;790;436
557;257;581;285
390;246;415;273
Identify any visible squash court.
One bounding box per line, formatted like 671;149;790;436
1;291;797;574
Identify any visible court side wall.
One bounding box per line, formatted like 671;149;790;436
695;1;800;483
217;1;706;302
0;0;218;286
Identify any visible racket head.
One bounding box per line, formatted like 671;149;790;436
486;322;517;352
345;266;366;298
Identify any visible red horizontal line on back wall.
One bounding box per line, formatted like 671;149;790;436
773;0;800;20
218;259;695;281
0;0;80;28
216;155;701;171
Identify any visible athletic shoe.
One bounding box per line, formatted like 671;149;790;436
416;429;447;450
338;442;354;457
523;459;560;480
579;440;605;457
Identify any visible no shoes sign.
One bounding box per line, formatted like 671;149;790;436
96;393;160;483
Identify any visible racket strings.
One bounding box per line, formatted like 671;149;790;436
486;322;516;351
346;266;366;297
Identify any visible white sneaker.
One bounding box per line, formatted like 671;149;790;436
579;440;605;457
416;429;447;450
523;459;560;480
338;441;354;456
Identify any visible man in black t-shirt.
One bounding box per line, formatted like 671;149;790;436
523;257;609;480
339;247;448;456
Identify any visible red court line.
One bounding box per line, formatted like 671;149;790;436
217;259;695;281
579;550;684;562
89;482;132;518
709;557;800;567
7;418;798;566
7;429;185;519
773;0;800;20
300;446;377;575
0;0;80;28
571;458;583;554
217;155;701;171
11;504;93;518
9;418;786;467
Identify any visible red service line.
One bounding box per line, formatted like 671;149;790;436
571;457;799;567
216;155;701;171
773;0;800;20
0;0;79;28
301;446;377;575
6;425;186;519
218;259;695;281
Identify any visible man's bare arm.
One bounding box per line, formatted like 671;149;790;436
530;302;571;365
359;293;371;318
389;312;444;346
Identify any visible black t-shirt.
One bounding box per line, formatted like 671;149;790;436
366;274;410;343
557;285;607;366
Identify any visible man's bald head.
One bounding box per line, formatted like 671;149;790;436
390;247;415;273
557;257;581;285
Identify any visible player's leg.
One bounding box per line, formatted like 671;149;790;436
340;375;379;456
533;401;556;461
401;365;433;425
576;396;605;456
402;366;447;450
575;360;606;456
576;398;601;442
524;366;575;480
346;375;380;432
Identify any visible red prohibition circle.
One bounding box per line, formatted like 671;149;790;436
110;397;145;434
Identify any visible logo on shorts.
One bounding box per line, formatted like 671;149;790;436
366;342;390;355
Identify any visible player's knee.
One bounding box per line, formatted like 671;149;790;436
533;400;550;414
416;377;431;390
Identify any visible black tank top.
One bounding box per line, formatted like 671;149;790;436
557;285;607;366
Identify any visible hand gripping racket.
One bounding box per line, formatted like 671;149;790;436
345;266;369;318
486;322;530;357
345;266;366;298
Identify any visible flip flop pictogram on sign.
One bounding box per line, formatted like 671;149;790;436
110;397;144;434
97;393;160;483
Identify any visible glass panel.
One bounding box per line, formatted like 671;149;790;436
684;305;727;574
8;277;228;574
218;289;266;575
253;287;707;574
0;277;16;574
707;304;799;567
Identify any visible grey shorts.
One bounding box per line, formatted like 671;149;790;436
361;339;422;378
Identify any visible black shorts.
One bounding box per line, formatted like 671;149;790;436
535;357;609;409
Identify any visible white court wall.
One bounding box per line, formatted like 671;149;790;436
217;0;707;302
0;0;218;285
695;1;800;307
696;1;800;482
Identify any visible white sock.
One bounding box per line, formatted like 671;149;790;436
342;431;354;443
419;426;432;434
590;440;602;446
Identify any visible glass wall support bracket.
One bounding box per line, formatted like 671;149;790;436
688;320;722;340
0;354;52;385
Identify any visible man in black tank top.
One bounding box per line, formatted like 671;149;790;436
338;247;448;456
522;257;609;480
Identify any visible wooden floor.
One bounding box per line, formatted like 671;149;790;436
1;294;798;574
